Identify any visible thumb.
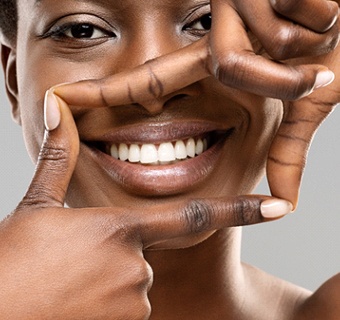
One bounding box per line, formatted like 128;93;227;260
18;90;79;209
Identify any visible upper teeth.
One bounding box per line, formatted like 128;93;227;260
110;138;208;164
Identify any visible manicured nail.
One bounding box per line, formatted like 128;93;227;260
314;70;335;89
44;89;61;131
260;199;293;218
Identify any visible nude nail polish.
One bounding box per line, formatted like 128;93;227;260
44;90;61;131
260;199;293;218
314;70;335;89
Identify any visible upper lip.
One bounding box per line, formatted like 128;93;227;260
78;120;234;145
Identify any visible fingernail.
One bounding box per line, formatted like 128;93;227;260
260;199;293;218
44;89;61;131
314;70;335;89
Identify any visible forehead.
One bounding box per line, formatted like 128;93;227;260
18;0;208;25
29;0;205;9
20;0;210;27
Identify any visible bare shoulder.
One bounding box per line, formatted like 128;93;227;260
242;263;311;320
294;273;340;320
243;264;340;320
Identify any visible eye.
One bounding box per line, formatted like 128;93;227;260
40;14;117;43
188;13;212;31
184;12;212;37
63;23;106;39
48;22;115;40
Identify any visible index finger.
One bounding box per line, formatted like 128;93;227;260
54;31;334;108
128;195;293;249
53;37;211;109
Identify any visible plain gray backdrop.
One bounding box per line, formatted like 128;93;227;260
0;75;339;291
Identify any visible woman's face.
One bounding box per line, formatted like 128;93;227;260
15;0;282;210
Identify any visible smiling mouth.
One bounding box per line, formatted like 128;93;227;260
85;127;234;196
96;130;230;166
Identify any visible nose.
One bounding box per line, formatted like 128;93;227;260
113;21;201;115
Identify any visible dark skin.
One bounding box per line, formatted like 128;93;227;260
0;0;340;319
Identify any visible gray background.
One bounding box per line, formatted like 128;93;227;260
0;76;339;291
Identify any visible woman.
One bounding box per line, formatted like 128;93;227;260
0;0;339;318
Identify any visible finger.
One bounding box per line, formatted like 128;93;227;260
18;91;79;209
53;37;211;109
130;195;293;248
267;95;337;208
55;24;334;108
210;2;335;100
229;0;340;60
270;0;339;32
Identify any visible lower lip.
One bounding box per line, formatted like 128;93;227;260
87;136;228;196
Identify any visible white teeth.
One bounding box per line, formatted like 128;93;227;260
158;142;176;162
175;140;187;160
128;144;140;163
195;138;204;155
118;143;129;161
111;137;209;164
110;144;119;159
140;144;158;164
186;138;196;158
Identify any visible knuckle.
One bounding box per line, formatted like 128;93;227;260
97;79;110;107
133;258;154;291
232;196;262;226
125;259;153;318
267;26;298;60
18;184;64;208
213;51;250;87
38;143;69;175
100;214;136;244
182;199;212;233
39;140;68;163
145;64;164;100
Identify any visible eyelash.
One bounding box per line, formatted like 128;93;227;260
41;10;212;42
43;22;116;40
184;13;212;36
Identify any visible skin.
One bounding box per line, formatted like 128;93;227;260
0;0;339;319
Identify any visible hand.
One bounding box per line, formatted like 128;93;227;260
267;41;340;207
209;0;340;99
188;0;339;100
0;91;290;319
52;0;340;208
209;0;340;207
54;0;340;105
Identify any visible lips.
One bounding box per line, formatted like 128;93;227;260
82;121;234;196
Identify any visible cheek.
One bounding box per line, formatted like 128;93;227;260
16;50;111;163
217;97;282;196
236;98;283;192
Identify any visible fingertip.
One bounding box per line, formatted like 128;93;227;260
44;89;61;131
260;198;293;219
314;70;335;90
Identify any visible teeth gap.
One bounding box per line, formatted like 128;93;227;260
108;135;213;165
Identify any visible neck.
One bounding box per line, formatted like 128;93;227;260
145;228;245;319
